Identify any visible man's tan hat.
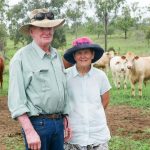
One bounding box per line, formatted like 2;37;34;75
19;8;65;35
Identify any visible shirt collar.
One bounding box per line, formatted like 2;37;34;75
31;41;57;59
72;64;94;77
72;65;79;77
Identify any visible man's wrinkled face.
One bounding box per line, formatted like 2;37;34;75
30;26;54;47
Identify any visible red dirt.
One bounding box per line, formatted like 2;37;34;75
0;96;150;148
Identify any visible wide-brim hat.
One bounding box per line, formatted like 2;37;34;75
64;37;104;64
19;8;65;35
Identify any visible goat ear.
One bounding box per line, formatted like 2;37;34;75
134;56;139;60
121;56;126;59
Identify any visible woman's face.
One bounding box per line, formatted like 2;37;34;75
74;49;94;68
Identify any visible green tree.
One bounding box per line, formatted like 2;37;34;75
84;17;104;38
6;0;67;48
0;0;8;57
115;6;134;39
130;2;144;29
94;0;125;51
63;0;85;38
0;0;7;22
7;3;28;47
146;28;150;47
0;23;7;58
107;24;115;38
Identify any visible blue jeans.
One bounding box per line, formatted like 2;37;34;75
22;117;64;150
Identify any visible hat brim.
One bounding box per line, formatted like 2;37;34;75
19;19;65;35
64;44;104;64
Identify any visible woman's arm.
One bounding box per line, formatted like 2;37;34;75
101;91;110;109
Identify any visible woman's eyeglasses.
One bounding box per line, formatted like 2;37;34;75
32;12;54;20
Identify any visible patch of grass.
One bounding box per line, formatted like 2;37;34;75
109;136;150;150
144;128;150;134
2;135;24;150
116;127;126;133
110;84;150;109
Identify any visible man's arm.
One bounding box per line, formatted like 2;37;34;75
18;114;41;150
101;91;110;109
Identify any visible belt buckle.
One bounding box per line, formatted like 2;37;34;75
51;114;56;119
49;113;61;119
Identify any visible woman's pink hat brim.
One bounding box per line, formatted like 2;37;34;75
64;37;104;64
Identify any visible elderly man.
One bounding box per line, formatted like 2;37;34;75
8;8;70;150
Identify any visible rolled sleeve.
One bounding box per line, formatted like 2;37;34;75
8;57;30;119
10;105;30;119
100;72;111;95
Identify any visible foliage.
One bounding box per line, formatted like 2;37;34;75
6;0;67;48
130;2;143;29
107;24;115;37
0;23;7;53
94;0;125;22
145;28;150;47
0;0;8;22
84;17;104;38
0;0;8;55
52;27;66;48
115;6;134;39
6;3;29;47
63;0;85;38
94;0;125;50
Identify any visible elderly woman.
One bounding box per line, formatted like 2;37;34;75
63;37;111;150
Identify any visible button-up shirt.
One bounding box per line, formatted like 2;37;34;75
8;41;68;119
66;65;111;146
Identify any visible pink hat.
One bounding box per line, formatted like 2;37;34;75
64;37;104;64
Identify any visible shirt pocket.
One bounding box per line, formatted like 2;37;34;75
31;68;51;92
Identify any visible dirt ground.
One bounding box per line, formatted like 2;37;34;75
0;96;150;148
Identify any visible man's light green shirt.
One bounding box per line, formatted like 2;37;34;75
8;41;68;119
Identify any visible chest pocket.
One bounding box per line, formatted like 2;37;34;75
31;68;51;92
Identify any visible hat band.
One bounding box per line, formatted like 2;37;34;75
73;41;92;46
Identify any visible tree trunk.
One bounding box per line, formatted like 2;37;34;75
75;22;78;39
104;12;108;51
125;30;127;39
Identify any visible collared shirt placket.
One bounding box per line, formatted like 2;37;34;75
82;74;90;145
50;54;63;113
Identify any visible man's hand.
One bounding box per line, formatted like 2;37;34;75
25;128;41;150
18;114;41;150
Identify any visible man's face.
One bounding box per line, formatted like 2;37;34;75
30;26;54;48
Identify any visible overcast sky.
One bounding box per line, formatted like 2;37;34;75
8;0;150;18
126;0;150;7
9;0;150;7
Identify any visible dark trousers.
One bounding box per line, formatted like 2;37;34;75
22;117;64;150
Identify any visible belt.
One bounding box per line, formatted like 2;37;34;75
30;113;63;119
